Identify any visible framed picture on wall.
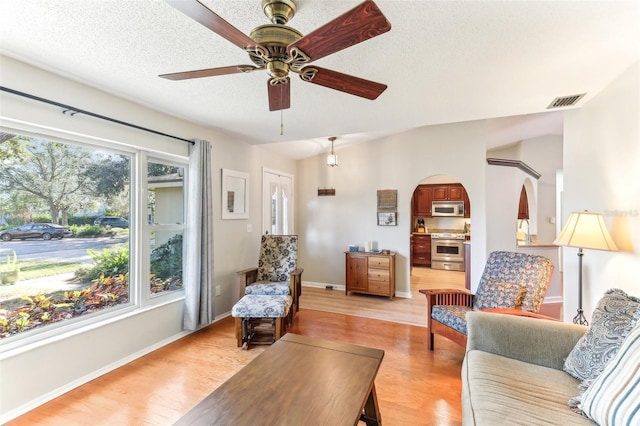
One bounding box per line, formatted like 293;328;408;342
222;169;249;219
377;212;397;226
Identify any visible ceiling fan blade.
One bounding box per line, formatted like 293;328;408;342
299;66;386;100
159;65;261;80
287;1;391;63
268;78;291;111
165;0;260;51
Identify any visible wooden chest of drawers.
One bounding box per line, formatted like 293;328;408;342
345;252;396;300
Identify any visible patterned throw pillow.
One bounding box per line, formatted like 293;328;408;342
563;289;640;382
473;280;526;310
579;322;640;425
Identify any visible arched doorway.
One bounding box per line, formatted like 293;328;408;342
410;174;470;294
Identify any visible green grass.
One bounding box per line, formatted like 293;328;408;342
18;261;84;281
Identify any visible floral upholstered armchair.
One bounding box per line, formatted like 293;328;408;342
237;234;303;314
419;251;554;351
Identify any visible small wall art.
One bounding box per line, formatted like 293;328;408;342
377;211;397;226
377;189;398;226
222;168;249;219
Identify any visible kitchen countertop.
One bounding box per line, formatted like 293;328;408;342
516;242;558;248
413;229;469;236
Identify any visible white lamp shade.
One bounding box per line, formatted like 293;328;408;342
553;211;618;251
327;153;338;167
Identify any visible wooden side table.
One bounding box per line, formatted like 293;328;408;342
345;251;396;300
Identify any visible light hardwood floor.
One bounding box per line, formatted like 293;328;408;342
8;267;466;426
301;266;466;326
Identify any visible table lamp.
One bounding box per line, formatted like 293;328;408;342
553;211;618;325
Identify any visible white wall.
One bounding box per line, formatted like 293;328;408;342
488;134;563;243
562;61;640;322
0;56;296;419
486;165;536;253
296;121;489;296
520;135;564;243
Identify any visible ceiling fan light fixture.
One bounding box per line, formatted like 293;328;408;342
327;137;338;167
267;61;289;79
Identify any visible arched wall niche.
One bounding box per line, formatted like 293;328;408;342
516;177;538;242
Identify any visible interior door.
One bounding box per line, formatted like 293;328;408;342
262;168;294;235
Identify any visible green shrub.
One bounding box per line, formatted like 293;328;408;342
150;234;183;280
73;234;181;294
32;215;52;223
75;245;129;281
69;224;102;237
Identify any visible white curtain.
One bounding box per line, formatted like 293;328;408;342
184;139;214;330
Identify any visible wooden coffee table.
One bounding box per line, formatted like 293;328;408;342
174;333;385;425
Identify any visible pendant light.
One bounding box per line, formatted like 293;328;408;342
327;136;338;167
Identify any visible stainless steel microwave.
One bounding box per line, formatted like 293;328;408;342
432;201;465;217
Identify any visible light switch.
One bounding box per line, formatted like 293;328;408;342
246;224;252;232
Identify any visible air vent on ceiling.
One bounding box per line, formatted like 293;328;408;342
547;93;586;109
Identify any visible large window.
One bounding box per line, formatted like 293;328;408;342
0;133;187;344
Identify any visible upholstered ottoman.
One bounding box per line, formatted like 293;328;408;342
231;294;292;349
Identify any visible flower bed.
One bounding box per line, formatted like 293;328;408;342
0;273;129;338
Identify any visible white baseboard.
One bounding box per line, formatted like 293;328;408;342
303;280;345;291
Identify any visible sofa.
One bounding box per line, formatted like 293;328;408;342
462;311;590;425
462;289;640;426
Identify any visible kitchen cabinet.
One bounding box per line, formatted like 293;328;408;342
432;184;464;201
412;234;431;266
463;188;471;218
518;185;529;219
345;252;396;300
413;183;470;219
413;185;433;217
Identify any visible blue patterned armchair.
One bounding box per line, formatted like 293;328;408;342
237;234;303;313
419;251;554;351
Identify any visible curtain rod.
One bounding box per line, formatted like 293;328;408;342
0;86;194;145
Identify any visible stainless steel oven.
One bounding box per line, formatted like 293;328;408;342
431;233;465;271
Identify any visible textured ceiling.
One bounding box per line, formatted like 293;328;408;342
1;0;639;158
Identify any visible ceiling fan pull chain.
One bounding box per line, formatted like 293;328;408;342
280;110;284;135
280;80;285;135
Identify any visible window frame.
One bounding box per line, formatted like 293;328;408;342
142;154;188;306
0;123;189;354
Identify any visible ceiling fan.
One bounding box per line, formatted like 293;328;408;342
160;0;391;111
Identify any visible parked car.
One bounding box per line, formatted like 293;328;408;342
93;216;129;229
0;223;72;241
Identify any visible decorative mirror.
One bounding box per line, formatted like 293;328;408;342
222;169;249;219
